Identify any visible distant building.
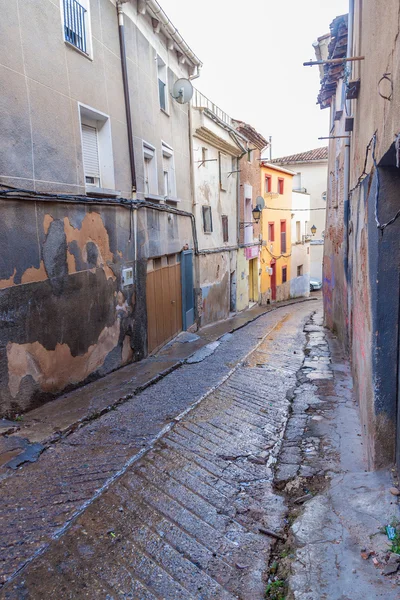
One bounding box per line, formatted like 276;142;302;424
259;163;294;303
232;121;269;311
291;191;311;298
271;148;328;281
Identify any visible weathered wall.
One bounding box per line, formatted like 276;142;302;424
197;252;231;327
0;200;143;416
236;249;250;312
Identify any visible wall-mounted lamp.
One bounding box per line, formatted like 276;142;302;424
252;206;261;223
311;224;317;236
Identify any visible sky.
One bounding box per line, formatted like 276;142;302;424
161;0;349;158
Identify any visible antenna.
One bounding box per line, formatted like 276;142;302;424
171;78;194;104
256;196;265;210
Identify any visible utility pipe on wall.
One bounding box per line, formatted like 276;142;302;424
343;0;354;287
117;2;136;194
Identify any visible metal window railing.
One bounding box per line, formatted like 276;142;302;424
64;0;87;54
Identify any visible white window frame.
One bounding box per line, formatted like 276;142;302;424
143;142;158;197
157;55;168;113
78;103;115;192
60;0;93;59
162;142;177;200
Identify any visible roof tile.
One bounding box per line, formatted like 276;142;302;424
270;147;328;164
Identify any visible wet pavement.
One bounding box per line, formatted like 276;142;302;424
0;300;316;598
273;308;400;600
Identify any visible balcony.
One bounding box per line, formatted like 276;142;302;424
64;0;87;54
192;89;232;126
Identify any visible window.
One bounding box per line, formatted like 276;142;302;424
278;178;284;195
202;206;212;233
63;0;91;56
280;220;287;253
282;266;287;283
162;143;176;199
157;56;168;112
79;104;115;191
268;222;275;242
143;143;158;196
244;196;253;244
247;149;252;162
297;265;303;277
219;153;229;191
265;175;272;194
222;215;228;242
296;221;301;242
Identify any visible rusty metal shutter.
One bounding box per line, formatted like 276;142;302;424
82;124;100;179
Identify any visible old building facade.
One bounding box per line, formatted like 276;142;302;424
259;163;294;303
315;2;400;468
271;148;328;281
0;0;201;415
290;191;311;298
232;121;268;311
191;91;246;327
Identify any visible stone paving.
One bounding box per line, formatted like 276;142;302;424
0;301;316;597
272;309;400;600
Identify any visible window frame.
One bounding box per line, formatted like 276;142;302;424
280;219;287;253
222;215;229;243
265;175;272;194
78;103;115;192
268;222;275;242
143;141;158;197
282;266;287;283
297;265;303;277
161;142;177;200
202;206;213;234
61;0;93;59
157;55;168;113
278;177;284;195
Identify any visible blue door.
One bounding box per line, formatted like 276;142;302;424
181;250;194;329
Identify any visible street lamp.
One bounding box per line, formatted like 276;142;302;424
311;224;317;236
252;206;261;223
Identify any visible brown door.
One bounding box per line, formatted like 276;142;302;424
271;259;276;301
146;256;182;354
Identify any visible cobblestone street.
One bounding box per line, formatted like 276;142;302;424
0;300;316;599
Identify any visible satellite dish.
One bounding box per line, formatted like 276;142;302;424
171;78;194;104
256;196;265;209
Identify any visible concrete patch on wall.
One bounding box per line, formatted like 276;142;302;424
290;275;310;298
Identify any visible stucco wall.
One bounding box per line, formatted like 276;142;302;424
236;249;250;312
197;252;232;327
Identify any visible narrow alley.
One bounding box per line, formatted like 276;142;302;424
1;298;399;599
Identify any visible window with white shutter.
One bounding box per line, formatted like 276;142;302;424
143;143;158;196
82;123;100;186
79;104;116;193
162;143;176;199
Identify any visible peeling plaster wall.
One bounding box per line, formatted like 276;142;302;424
197;252;231;327
0;200;144;417
236;249;250;312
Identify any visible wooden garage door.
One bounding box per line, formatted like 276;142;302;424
146;255;182;354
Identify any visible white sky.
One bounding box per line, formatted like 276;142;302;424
161;0;349;158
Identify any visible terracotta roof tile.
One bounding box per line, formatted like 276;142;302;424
270;147;328;164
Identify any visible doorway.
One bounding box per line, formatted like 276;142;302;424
230;270;237;312
270;259;276;301
249;258;258;303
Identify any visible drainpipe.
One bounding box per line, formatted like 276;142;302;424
343;0;354;285
117;2;136;194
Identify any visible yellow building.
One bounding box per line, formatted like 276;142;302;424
260;163;295;303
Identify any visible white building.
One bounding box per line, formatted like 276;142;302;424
271;148;328;280
290;191;311;297
191;89;247;326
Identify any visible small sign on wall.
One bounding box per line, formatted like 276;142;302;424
122;267;134;286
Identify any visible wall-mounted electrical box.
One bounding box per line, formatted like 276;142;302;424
122;267;134;287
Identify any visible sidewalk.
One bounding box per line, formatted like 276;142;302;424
0;296;318;463
270;307;400;599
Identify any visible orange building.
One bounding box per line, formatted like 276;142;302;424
259;162;295;303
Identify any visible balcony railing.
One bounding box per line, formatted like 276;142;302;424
192;88;232;126
64;0;87;54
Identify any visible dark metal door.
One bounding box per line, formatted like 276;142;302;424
181;250;194;330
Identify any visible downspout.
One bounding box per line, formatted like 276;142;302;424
117;2;136;194
343;0;354;286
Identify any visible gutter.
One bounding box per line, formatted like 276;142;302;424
117;2;136;194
